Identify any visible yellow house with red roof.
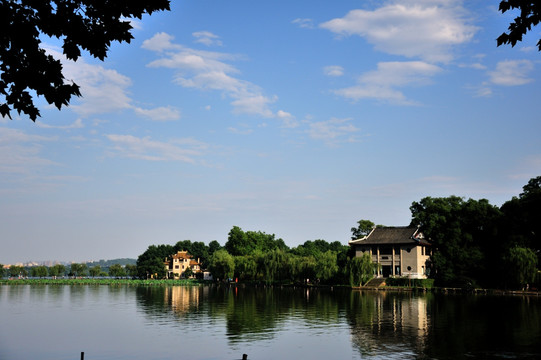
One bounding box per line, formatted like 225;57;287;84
164;250;202;279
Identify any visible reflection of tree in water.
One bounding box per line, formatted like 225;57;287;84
423;294;541;358
345;291;431;357
221;286;350;344
346;291;541;359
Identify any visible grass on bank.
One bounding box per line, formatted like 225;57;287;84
0;278;208;286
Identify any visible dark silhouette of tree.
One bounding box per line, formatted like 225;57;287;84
497;1;541;50
0;0;170;121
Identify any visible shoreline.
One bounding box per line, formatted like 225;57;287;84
1;278;540;296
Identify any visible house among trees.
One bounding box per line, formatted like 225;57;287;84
164;250;202;279
349;226;432;279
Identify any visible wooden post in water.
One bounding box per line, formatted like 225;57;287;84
242;354;248;360
81;351;84;360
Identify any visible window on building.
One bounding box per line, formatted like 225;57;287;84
175;265;179;269
407;266;412;271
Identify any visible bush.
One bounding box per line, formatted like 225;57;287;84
385;277;434;288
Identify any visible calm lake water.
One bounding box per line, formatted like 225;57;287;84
1;285;540;360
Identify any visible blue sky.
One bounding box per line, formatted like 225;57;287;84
1;0;540;264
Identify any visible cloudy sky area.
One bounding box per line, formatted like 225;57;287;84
1;0;540;263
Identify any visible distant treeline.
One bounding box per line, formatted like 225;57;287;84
0;258;137;279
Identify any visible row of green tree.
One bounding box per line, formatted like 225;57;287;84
136;227;376;286
0;263;137;279
137;176;540;289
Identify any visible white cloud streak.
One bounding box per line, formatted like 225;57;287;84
489;60;534;86
292;18;315;29
0;128;57;174
333;61;442;104
43;46;181;120
105;134;207;163
142;32;278;118
307;117;359;146
324;65;344;77
193;31;223;46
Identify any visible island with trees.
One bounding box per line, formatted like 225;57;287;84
1;176;540;292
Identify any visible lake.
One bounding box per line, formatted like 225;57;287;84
1;285;540;360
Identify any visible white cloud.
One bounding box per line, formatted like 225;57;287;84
292;18;315;29
228;127;253;135
61;59;133;116
277;110;299;128
43;45;180;120
0;128;57;174
193;31;223;46
333;61;442;104
143;32;278;118
319;0;477;63
489;60;534;86
306;117;359;146
141;32;181;52
324;65;344;77
36;118;84;130
105;134;206;163
133;106;181;121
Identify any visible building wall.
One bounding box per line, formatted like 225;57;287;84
353;244;430;279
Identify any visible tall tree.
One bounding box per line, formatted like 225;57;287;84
125;264;137;278
89;265;101;278
351;219;375;240
108;264;126;278
48;264;66;278
208;249;235;281
8;265;27;278
497;1;541;50
504;246;538;289
31;265;48;278
347;253;375;287
314;250;338;284
136;244;173;279
225;226;253;256
0;0;170;120
410;196;501;287
208;240;222;256
500;176;541;266
69;263;87;277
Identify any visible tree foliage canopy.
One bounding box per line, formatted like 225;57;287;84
410;196;502;286
0;0;170;120
350;219;375;240
497;1;541;50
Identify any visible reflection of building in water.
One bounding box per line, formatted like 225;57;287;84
164;286;201;315
348;292;429;356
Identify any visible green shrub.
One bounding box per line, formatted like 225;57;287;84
385;277;434;288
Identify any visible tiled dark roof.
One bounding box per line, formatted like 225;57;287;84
349;226;429;246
